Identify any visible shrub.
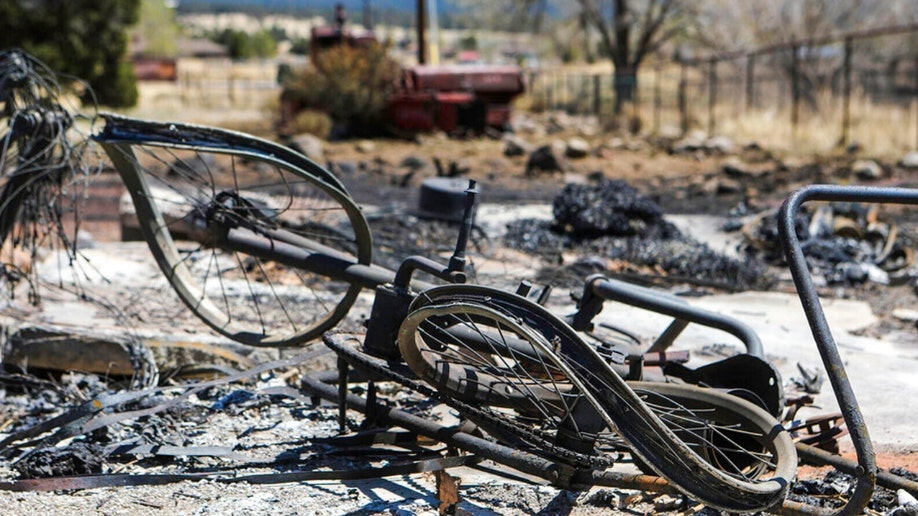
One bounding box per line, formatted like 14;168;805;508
284;110;333;139
281;41;400;138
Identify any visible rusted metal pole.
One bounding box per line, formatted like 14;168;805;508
840;37;853;147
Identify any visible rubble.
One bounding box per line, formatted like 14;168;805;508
737;201;916;286
2;326;156;381
286;133;325;162
525;143;567;175
504;179;771;290
902;151;918;169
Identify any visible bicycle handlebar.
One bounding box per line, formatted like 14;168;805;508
576;274;765;358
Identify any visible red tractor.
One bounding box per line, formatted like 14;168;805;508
389;64;525;134
302;5;526;136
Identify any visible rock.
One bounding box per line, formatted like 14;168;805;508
3;326;156;378
716;178;743;194
287;133;324;162
525;144;566;176
741;141;774;163
653;495;682;511
723;158;752;178
355;140;376;153
510;116;545;136
698;177;720;195
657;125;682;140
894;488;918;516
901;151;918;169
852;159;883;180
332;160;357;175
671;130;707;154
891;308;918;323
75;229;95;250
400;155;428;169
705;135;734;154
434;158;471;178
624;140;645;151
502;134;532;157
565;137;591;159
576;118;599;137
722;157;772;178
606;137;625;150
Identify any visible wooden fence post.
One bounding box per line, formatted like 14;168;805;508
914;57;918;149
791;44;800;135
745;53;755;111
840;37;853;147
593;74;601;121
653;64;662;133
678;60;688;134
708;58;717;135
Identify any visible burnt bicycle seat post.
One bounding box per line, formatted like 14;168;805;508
366;181;479;360
448;179;478;276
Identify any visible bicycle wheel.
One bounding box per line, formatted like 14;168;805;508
400;285;796;512
97;115;372;347
399;301;623;464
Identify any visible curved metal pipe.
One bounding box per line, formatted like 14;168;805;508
583;274;765;358
775;184;917;515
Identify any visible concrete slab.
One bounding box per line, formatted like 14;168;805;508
569;289;917;453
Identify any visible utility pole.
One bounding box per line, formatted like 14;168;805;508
363;0;371;30
417;0;427;64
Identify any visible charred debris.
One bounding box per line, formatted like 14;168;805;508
504;179;772;291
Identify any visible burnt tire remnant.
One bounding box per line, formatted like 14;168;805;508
505;179;771;290
553;180;672;238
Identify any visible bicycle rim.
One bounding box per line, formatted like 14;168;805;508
98;121;372;347
403;284;795;512
397;301;623;464
628;381;797;492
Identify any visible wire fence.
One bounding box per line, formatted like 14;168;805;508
528;23;918;155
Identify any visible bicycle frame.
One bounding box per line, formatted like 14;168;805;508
774;184;918;515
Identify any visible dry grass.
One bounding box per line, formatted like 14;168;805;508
529;64;918;160
121;59;918;161
716;90;918;159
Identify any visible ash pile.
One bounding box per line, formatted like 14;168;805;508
504;179;771;291
738;202;916;286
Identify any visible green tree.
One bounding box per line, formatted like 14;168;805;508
215;29;277;60
249;30;278;59
0;0;141;107
135;0;179;57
